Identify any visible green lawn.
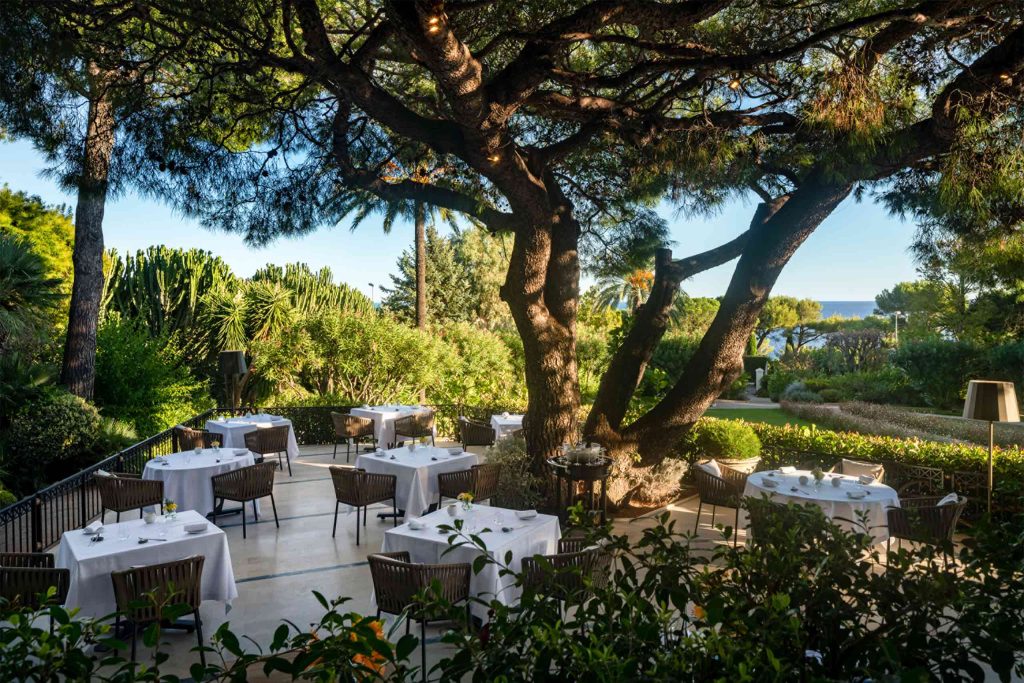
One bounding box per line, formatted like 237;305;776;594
704;407;815;428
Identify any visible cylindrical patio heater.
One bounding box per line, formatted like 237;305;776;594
218;350;248;412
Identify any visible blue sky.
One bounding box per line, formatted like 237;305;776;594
1;138;918;301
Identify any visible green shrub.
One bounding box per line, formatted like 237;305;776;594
484;436;544;509
94;317;213;435
893;338;982;409
819;388;843;402
432;323;527;409
5;391;103;492
780;381;823;403
691;419;761;459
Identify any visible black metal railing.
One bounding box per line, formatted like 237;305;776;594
0;403;523;553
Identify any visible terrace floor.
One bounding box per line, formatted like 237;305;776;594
48;444;1001;681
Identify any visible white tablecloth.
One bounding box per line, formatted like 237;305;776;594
739;470;901;543
56;510;238;619
490;414;523;440
355;446;479;518
350;406;437;448
205;415;299;460
143;449;256;516
381;506;560;619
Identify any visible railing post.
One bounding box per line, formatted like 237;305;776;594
30;495;43;552
79;478;88;529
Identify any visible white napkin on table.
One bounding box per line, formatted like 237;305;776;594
780;466;797;474
84;521;103;534
858;474;875;485
516;510;538;520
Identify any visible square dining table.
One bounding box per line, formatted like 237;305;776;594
354;446;478;518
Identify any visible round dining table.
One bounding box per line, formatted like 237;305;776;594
142;448;256;516
738;469;901;543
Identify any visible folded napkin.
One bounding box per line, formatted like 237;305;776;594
95;468;115;477
84;520;103;534
516;509;538;520
846;490;867;500
447;448;463;456
408;519;427;530
779;466;797;474
937;492;959;506
233;449;249;457
857;474;875;485
184;522;208;534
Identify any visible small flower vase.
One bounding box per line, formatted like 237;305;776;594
461;501;473;512
166;511;177;522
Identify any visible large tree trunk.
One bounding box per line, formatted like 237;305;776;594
61;67;114;400
414;201;427;329
501;201;581;468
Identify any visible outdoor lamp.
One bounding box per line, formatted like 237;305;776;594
218;350;248;410
963;380;1019;514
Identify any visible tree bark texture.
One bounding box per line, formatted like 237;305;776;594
61;66;114;400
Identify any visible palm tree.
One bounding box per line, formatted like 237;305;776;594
0;235;63;352
596;267;655;313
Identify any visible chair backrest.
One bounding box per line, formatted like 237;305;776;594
437;469;475;499
838;458;885;482
0;566;70;609
244;425;290;455
332;412;374;438
175;425;218;450
111;555;205;623
888;496;968;544
693;464;745;506
458;417;495;447
0;552;54;568
472;464;501;501
368;551;420;615
212;461;277;501
522;547;610;599
95;474;164;513
329;466;394;506
394;411;435;438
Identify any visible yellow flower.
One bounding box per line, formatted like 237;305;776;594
457;492;474;503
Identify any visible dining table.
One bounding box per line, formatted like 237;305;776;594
379;505;561;619
349;405;436;449
56;510;238;619
205;414;300;460
354;445;479;518
738;469;901;543
142;448;256;517
490;414;524;440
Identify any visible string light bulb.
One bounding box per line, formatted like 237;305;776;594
487;154;501;163
427;15;442;33
728;78;742;91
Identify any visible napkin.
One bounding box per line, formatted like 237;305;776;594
408;519;427;530
846;490;867;500
184;522;208;534
84;520;103;534
95;469;115;477
516;510;538;520
233;449;249;457
937;492;959;506
447;448;463;456
857;474;875;485
779;466;797;474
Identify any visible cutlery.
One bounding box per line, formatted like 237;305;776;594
138;537;168;542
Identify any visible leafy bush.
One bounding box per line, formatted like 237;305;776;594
893;338;982;409
781;401;944;442
94;317;213;435
840;401;1024;448
432;323;527;409
690;419;761;459
483;436;544;509
5;391;103;492
780;381;823;403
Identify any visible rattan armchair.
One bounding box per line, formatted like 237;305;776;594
522;547;611;624
834;458;885;482
174;425;221;450
330;466;397;545
436;464;501;508
210;461;279;538
0;566;70;609
692;463;750;547
95;472;164;523
111;555;206;666
368;551;471;681
331;412;376;462
0;552;54;568
458;416;495;450
886;496;967;568
244;425;292;476
393;411;435;447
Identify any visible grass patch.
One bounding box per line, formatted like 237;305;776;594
704;408;815;428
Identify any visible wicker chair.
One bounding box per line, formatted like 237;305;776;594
834;458;885;482
458;417;495;450
111;555;206;666
95;472;164;523
393;411;435;447
331;412;376;462
330;466;398;545
0;552;54;568
244;425;292;476
210;462;279;538
173;425;221;450
886;496;967;568
436;464;501;508
521;547;612;623
692;463;749;547
368;551;471;681
0;566;70;609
